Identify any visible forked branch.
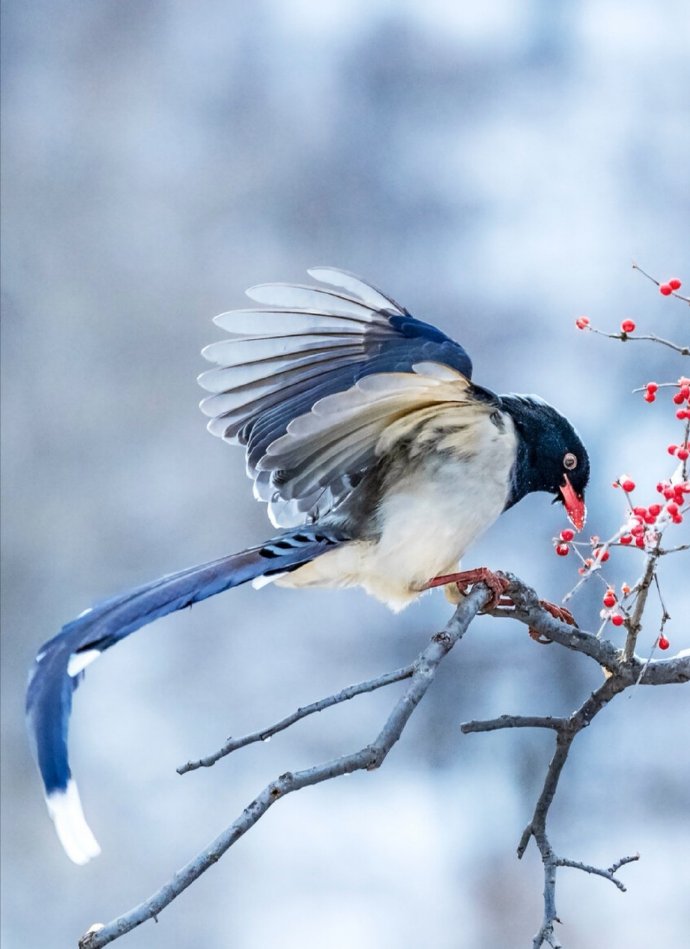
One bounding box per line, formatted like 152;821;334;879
78;575;690;949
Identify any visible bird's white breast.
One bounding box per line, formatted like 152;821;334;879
279;409;518;610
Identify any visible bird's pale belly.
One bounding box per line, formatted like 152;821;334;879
279;461;511;611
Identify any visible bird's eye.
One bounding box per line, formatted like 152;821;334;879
563;452;578;470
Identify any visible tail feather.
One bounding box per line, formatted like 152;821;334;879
26;529;344;862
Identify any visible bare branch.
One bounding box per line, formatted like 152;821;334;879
587;326;690;356
76;574;690;949
461;715;565;734
177;662;416;774
555;854;639;893
624;548;659;661
78;583;492;948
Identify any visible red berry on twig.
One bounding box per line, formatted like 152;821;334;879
560;529;575;542
611;614;625;627
620;319;635;333
668;279;682;291
575;316;590;330
620;478;635;492
659;284;673;296
658;635;670;650
555;544;569;556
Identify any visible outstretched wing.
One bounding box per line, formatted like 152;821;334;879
200;268;474;526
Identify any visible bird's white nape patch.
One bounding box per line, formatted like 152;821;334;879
46;780;101;864
67;649;101;677
251;573;286;590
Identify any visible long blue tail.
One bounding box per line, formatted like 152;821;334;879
26;528;343;863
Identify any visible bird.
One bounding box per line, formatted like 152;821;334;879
26;267;589;864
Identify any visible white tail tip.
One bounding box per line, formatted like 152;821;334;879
46;780;101;864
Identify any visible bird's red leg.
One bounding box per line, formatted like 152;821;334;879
424;570;577;645
423;567;510;610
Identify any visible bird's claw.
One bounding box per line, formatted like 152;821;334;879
424;572;578;645
528;600;577;644
424;567;510;611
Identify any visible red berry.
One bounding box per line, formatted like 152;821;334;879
660;284;673;295
648;504;662;516
679;385;690;400
594;547;610;562
672;513;684;524
620;319;636;333
611;614;625;627
658;635;670;650
635;537;645;548
621;479;636;492
555;544;569;556
668;445;678;456
603;591;616;608
668;279;682;291
667;502;679;515
619;534;633;545
678;448;689;461
677;409;689;420
560;528;575;542
644;393;656;403
646;382;659;393
575;316;590;329
673;391;685;404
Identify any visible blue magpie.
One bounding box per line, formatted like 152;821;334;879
26;268;589;863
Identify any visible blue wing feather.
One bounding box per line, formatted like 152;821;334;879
200;270;472;513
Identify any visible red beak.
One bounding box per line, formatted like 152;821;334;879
560;475;586;531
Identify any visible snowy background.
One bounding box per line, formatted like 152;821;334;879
2;2;689;947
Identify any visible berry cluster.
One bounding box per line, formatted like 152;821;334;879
642;376;690;418
557;280;689;656
659;278;682;296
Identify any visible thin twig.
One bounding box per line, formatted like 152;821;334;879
587;326;689;356
461;715;565;734
632;261;690;304
177;663;416;773
555;854;639;893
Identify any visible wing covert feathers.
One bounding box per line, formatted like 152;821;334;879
200;268;474;526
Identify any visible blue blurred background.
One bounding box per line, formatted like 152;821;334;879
2;2;689;947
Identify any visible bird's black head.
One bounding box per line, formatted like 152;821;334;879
500;394;590;531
